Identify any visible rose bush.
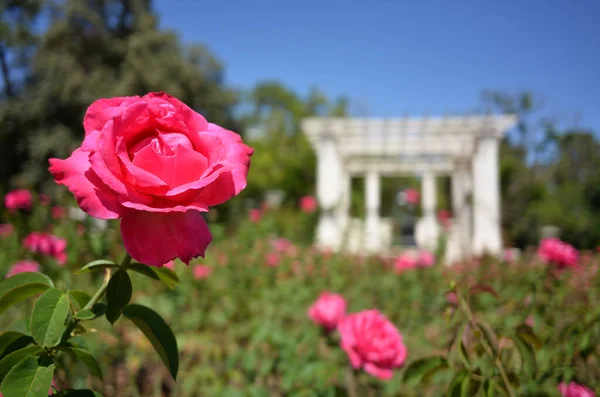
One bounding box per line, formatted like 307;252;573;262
49;92;253;267
308;292;346;331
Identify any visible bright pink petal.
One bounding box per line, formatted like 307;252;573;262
83;96;138;135
132;143;208;188
364;363;394;380
120;210;212;267
49;149;122;219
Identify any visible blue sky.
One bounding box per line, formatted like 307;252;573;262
155;0;600;132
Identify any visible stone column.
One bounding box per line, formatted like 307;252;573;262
445;159;472;263
364;170;381;252
316;134;343;250
336;170;351;249
472;136;502;255
415;171;440;251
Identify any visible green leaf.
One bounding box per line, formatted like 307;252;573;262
482;378;497;397
68;291;92;311
474;321;498;357
514;335;537;377
462;369;482;396
105;270;132;325
122;304;179;380
0;355;54;397
152;267;180;289
126;263;159;281
30;288;70;348
0;273;54;315
74;303;106;321
448;369;468;397
403;356;448;385
0;346;44;382
53;390;104;397
76;260;118;274
516;325;542;350
128;263;180;289
457;324;470;368
58;347;102;379
468;284;499;300
0;332;34;359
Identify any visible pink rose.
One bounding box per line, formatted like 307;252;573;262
308;292;346;330
193;264;212;280
338;310;407;380
163;260;175;270
558;382;596;397
266;252;280;267
395;253;417;273
5;260;41;278
249;208;261;223
4;189;32;211
417;251;435;268
538;238;578;269
49;92;253;267
403;188;419;206
0;224;14;239
437;209;452;229
51;206;67;219
299;195;318;213
23;232;68;264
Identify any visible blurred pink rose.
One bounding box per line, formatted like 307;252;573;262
272;237;298;257
39;193;51;206
266;252;280;267
0;224;14;239
403;188;419;206
193;264;212;280
23;232;68;265
395;253;417;273
308;292;346;331
446;292;458;305
49;92;254;267
538;238;578;269
417;251;435;267
437;209;452;229
525;315;534;328
338;310;407;380
299;195;318;213
5;260;41;278
51;206;67;219
558;382;595;397
4;189;32;212
249;208;261;223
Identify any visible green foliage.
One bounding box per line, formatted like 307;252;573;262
105;270;132;324
1;355;54;397
30;288;69;348
0;272;54;315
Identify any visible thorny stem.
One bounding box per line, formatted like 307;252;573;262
457;292;517;397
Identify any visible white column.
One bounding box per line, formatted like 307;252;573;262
415;171;440;251
446;160;472;264
472;137;502;255
336;171;351;248
316;134;343;250
364;170;381;252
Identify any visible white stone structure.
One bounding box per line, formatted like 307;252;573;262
302;115;517;263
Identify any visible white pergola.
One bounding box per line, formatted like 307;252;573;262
301;114;518;263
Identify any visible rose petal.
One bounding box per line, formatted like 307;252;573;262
120;210;212;267
83;96;138;135
49;148;122;219
363;363;394;380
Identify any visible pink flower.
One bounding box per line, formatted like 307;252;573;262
39;194;51;206
249;208;261;223
0;224;14;239
193;264;212;280
49;92;254;267
338;310;407;380
272;237;298;257
417;251;435;267
308;292;346;330
51;206;66;219
163;260;175;270
299;195;318;213
437;209;452;229
558;382;595;397
23;232;68;264
4;189;32;211
403;188;419;206
395;253;417;273
5;260;41;278
525;315;534;328
266;252;280;267
538;238;578;268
